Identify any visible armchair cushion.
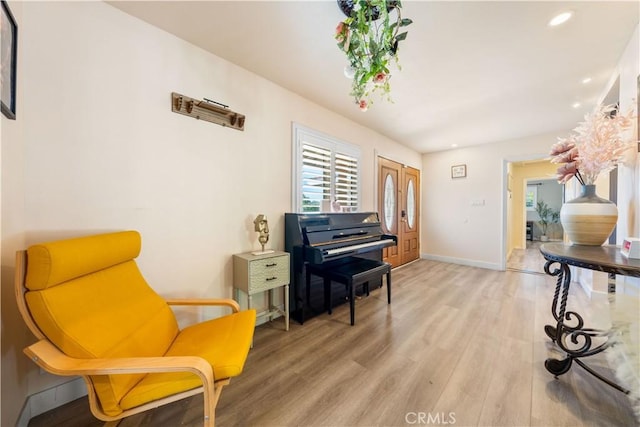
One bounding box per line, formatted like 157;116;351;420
26;230;142;290
120;308;255;410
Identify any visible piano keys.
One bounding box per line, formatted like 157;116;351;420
325;239;393;256
302;219;397;264
285;212;397;323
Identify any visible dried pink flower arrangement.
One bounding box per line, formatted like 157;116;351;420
549;104;637;185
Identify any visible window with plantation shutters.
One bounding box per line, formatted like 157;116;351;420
334;152;359;212
293;124;361;213
301;144;331;212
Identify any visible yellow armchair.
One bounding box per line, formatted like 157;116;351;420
15;230;256;426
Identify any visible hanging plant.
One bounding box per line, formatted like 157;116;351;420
335;0;412;111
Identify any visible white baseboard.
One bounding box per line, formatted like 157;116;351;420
17;377;87;426
420;253;503;271
618;276;640;297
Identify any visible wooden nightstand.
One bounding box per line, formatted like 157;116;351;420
233;251;290;331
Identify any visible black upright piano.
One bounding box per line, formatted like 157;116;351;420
285;212;397;323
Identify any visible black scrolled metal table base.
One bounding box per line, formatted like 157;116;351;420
540;243;640;394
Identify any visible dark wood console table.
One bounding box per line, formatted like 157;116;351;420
539;243;640;393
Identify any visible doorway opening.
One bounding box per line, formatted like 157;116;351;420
525;179;564;244
503;159;564;274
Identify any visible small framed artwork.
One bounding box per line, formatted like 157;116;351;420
451;164;466;179
525;185;537;211
1;0;17;120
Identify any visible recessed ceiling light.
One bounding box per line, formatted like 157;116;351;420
572;102;581;109
548;11;574;27
582;77;592;84
451;144;458;148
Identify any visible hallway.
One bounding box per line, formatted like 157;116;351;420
507;241;547;275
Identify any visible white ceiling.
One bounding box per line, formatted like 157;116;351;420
107;1;639;153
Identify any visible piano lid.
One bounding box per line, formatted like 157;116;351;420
285;212;382;250
298;212;379;228
285;211;397;266
304;222;383;247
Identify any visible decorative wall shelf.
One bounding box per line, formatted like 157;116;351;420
171;92;245;131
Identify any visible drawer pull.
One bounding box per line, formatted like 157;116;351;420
266;277;277;281
265;263;277;267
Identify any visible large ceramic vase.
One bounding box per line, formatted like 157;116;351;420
560;184;618;246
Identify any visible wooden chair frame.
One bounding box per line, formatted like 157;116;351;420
15;250;240;427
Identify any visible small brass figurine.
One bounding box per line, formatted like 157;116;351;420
253;214;273;254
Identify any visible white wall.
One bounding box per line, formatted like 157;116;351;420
421;132;556;270
1;1;28;426
599;24;639;296
573;24;639;297
1;2;421;425
609;24;639;243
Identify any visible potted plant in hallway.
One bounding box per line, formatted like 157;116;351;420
535;200;553;241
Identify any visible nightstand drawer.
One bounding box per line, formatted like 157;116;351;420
248;255;289;293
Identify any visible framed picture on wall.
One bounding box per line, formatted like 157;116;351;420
1;0;17;120
525;185;537;211
451;164;466;178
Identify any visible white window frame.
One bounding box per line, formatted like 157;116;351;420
292;123;362;213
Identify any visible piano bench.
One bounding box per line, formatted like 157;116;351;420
306;258;391;326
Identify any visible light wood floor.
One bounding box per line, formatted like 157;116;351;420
507;241;549;275
29;259;637;427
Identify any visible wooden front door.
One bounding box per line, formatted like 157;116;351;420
379;158;401;267
400;165;420;264
378;157;420;267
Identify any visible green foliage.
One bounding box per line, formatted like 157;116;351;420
335;0;412;109
535;200;560;236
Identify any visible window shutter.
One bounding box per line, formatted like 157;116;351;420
293;124;361;213
334;152;359;212
301;144;331;212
